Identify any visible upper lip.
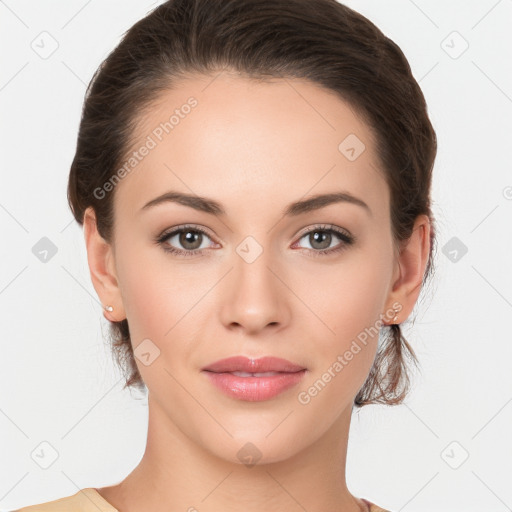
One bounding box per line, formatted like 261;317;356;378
201;356;306;373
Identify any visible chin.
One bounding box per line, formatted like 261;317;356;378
203;428;309;467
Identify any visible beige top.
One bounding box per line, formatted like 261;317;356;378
13;488;117;512
14;488;392;512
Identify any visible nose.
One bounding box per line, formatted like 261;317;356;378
218;245;291;335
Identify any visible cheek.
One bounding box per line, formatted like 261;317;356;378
291;244;393;394
296;250;391;340
115;259;167;340
114;235;193;334
113;242;212;369
113;257;190;390
294;268;388;415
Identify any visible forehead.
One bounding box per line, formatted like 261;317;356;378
114;72;388;220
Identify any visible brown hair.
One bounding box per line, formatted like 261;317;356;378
67;0;437;407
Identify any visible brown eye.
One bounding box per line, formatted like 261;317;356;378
177;230;204;250
294;225;355;257
307;230;333;250
156;225;215;257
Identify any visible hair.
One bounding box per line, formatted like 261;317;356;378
67;0;437;407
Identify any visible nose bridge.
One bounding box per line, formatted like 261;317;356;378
235;236;274;290
219;234;288;332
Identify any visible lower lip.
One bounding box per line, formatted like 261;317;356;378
202;370;307;401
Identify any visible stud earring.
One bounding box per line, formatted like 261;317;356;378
104;305;114;312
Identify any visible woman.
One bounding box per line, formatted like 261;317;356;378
15;0;436;510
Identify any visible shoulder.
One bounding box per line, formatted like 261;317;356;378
369;505;393;512
12;488;118;512
361;497;393;512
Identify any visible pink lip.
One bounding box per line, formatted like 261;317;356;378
201;356;307;402
201;356;305;373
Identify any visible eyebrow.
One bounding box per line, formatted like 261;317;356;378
140;190;372;217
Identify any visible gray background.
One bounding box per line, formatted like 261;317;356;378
1;1;511;510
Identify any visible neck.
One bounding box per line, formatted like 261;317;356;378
98;394;366;512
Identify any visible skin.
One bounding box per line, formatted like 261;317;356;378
83;72;430;512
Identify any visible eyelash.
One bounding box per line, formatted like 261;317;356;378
155;223;355;258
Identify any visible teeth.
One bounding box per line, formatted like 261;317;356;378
230;371;282;377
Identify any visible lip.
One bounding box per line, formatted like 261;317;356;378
201;356;307;402
201;356;306;373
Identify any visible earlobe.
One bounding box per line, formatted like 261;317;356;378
385;214;431;325
83;207;126;321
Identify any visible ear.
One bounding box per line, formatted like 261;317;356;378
83;206;126;322
384;214;431;325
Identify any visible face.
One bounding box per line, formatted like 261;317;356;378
101;73;400;463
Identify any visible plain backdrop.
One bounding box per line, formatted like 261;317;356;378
1;1;511;511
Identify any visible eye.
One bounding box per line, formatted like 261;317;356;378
155;223;355;258
155;225;217;257
293;224;355;257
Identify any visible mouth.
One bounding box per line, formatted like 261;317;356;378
201;356;307;401
223;371;291;377
201;355;306;373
